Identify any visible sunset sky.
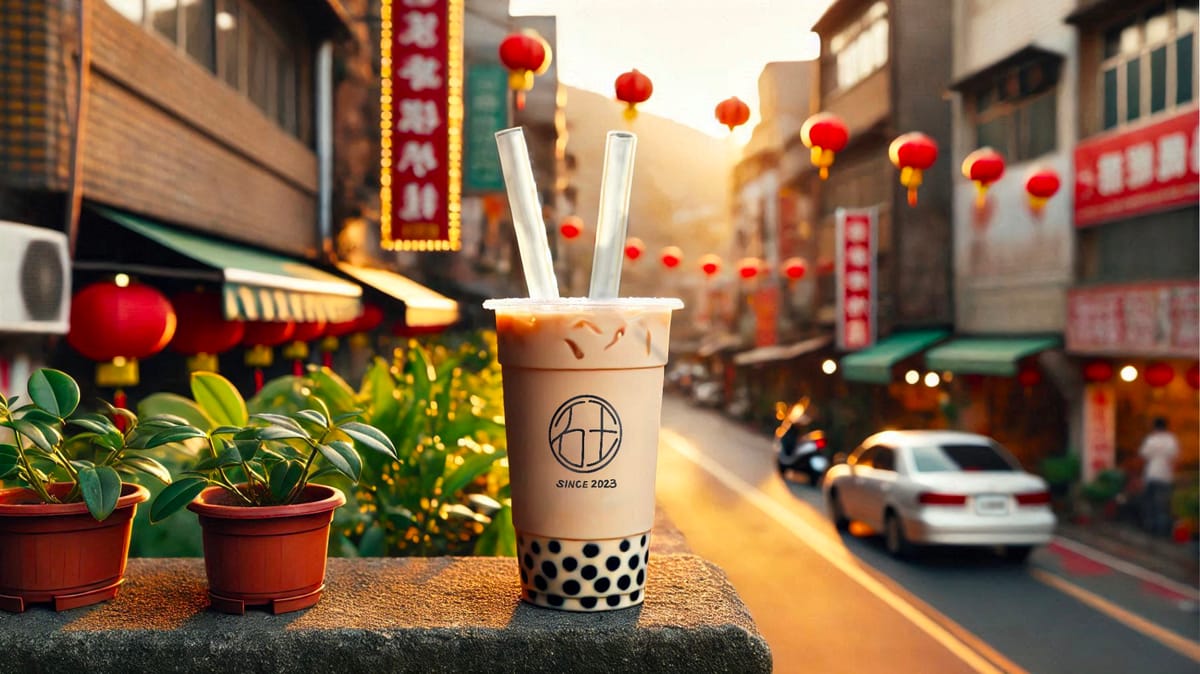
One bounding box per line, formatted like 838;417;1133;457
508;0;828;143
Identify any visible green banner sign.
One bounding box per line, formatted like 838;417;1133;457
464;63;509;193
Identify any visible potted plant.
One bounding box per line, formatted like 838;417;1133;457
149;372;397;614
0;369;185;612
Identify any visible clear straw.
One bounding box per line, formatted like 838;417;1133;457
588;131;638;299
495;127;560;300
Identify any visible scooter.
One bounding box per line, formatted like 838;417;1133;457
774;401;830;485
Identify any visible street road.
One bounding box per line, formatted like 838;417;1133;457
654;395;1200;674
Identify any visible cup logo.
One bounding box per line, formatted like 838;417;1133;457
548;394;622;473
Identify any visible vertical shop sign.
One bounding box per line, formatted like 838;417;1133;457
381;0;464;251
836;208;877;351
751;285;779;347
464;63;508;193
1082;384;1116;483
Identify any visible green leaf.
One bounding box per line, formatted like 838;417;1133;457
257;425;310;442
296;409;331;429
124;456;172;484
193;442;242;471
443;449;504;497
332;412;363;424
211;425;244;436
357;523;386;556
21;408;62;426
443;503;488;523
269;461;304;503
150;477;208;523
67;416;118;436
340;422;398;460
235;438;259;462
408;345;435;406
98;402;139;431
317;441;362;482
78;465;122;521
137;393;216;431
0;444;19;479
306;367;358;415
251;413;307;434
473;504;516;557
28;419;63;450
146;426;209;447
190;372;248;427
27;369;80;418
13;419;53;453
141;413;193;428
361;358;397;417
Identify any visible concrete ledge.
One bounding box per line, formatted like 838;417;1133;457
0;555;771;673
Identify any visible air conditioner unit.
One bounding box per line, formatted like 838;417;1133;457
0;221;70;334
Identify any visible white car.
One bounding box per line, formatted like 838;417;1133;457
822;430;1057;562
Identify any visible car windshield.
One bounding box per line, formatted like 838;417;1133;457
910;443;1017;472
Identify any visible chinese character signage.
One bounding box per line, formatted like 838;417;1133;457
464;63;509;193
1082;384;1116;484
751;286;779;347
836;208;876;351
381;0;464;251
1066;281;1200;357
1074;107;1199;228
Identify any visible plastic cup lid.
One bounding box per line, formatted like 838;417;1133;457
483;297;683;312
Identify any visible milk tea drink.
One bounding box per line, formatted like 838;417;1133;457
484;297;682;611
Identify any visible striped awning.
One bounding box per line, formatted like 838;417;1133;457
335;262;459;328
99;208;361;323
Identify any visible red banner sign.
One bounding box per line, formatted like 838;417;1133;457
1081;384;1116;484
1066;281;1200;357
1074;108;1200;227
836;208;877;351
381;0;464;251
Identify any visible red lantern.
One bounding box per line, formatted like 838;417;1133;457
353;303;385;334
169;289;245;373
499;31;551;110
889;132;939;207
1082;360;1114;383
624;237;645;261
817;257;835;275
1017;365;1042;388
783;257;808;281
800;113;849;180
559;216;583;241
1024;165;1061;213
1145;362;1175;388
614;69;653;122
737;257;763;280
699;254;721;278
714;96;751;132
242;320;295;391
1186;364;1199;389
68;279;176;390
962;148;1006;207
660;246;683;269
283;320;328;376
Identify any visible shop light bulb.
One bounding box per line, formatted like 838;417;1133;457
942;371;954;382
216;11;236;31
114;273;130;287
821;359;837;375
924;372;940;388
904;370;919;385
1120;365;1138;382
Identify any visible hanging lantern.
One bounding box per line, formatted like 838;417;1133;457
68;279;176;398
499;31;551;111
347;303;385;350
714;96;751;132
737;257;763;280
888;132;939;206
242;321;295;391
559;215;583;241
169;289;245;373
614;69;653;122
660;246;683;269
800;113;849;180
1145;362;1175;388
962;148;1006;207
624;237;645;261
318;313;362;368
282;320;328;376
699;254;721;278
1082;360;1114;383
782;257;808;282
1024;165;1061;213
1017;365;1042;388
817;257;835;275
1186;364;1199;390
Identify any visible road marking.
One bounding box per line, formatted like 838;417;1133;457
1049;536;1200;601
1031;569;1200;662
661;430;1023;674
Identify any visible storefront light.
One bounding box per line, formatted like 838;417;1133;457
924;372;940;388
904;369;919;385
821;358;837;375
1119;365;1138;382
114;273;130;288
216;11;236;31
942;371;953;382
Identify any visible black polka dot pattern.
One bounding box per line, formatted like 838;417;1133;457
516;530;652;612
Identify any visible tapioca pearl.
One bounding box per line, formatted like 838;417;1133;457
547;594;564;607
523;553;533;569
606;594;622;607
520;568;528;584
531;540;541;554
619;539;630;552
541;560;557;579
594;577;611;593
629;589;640;603
581;565;597;580
605;555;621;571
644;549;650;564
629;554;641;570
636;569;645;586
562;556;578;572
548;540;561;554
640;534;647;547
583;543;600;558
580;596;598;610
534;575;548;591
527;590;538;601
617;575;630;591
562;579;581;595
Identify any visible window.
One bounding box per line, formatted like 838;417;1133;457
969;56;1060;162
831;1;889;91
1101;1;1198;130
910;443;1018;472
850;445;875;467
871;447;896;472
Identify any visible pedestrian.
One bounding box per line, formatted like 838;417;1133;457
1139;417;1180;537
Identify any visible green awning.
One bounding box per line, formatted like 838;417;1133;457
840;330;949;384
925;337;1061;376
335;262;459;328
99;208;361;323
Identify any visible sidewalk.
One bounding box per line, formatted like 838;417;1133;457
1054;518;1199;592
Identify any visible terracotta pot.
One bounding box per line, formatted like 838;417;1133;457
189;484;345;615
0;482;149;612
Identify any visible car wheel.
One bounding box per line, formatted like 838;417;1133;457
884;511;913;559
1002;545;1033;564
828;490;849;531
